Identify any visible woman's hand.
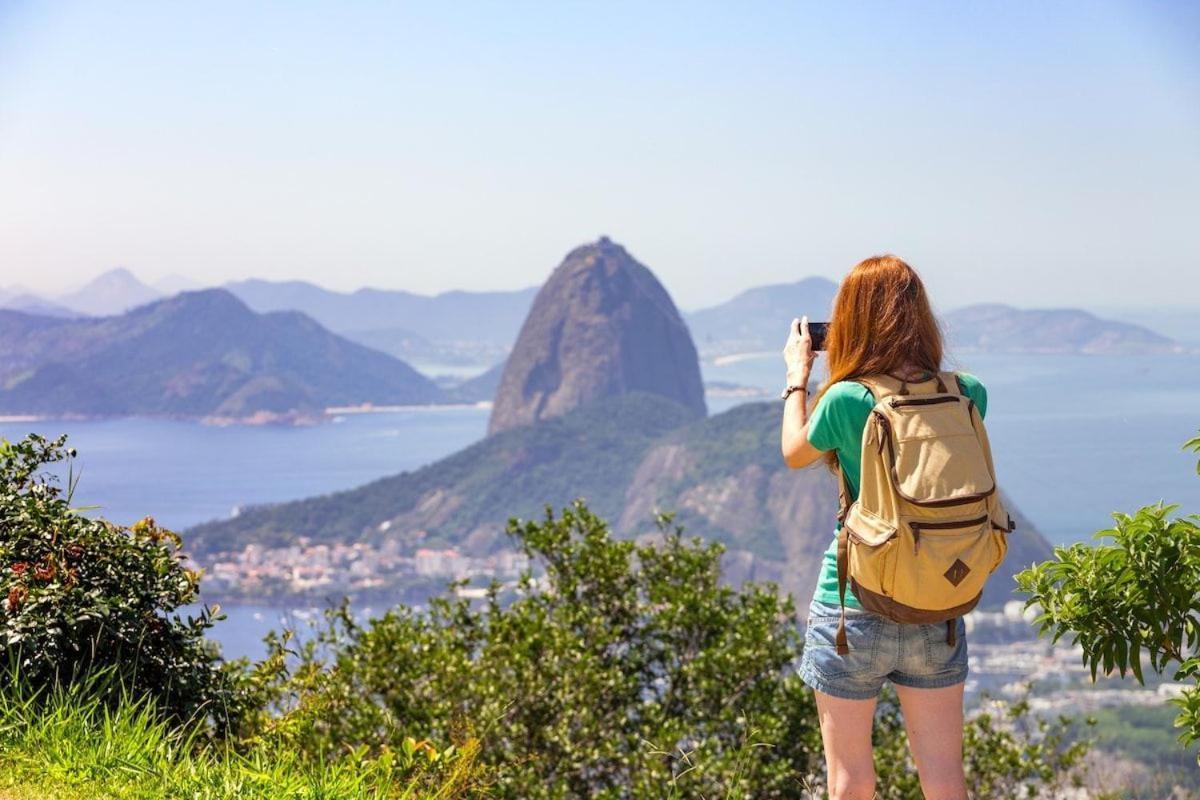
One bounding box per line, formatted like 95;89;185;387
782;315;816;386
780;315;824;469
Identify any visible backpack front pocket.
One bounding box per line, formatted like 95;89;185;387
891;515;992;611
877;399;997;507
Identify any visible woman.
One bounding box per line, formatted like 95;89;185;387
779;255;985;800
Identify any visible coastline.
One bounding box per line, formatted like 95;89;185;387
0;400;495;429
325;400;492;415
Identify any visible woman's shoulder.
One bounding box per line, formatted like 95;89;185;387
952;370;986;395
822;380;876;404
951;370;988;415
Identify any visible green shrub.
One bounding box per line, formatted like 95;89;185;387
0;433;239;732
243;500;824;798
243;499;1090;798
1017;431;1200;764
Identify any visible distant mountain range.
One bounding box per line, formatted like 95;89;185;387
54;267;165;316
680;279;1184;358
11;268;1183;363
683;277;839;357
943;304;1184;355
3;257;1185;423
5;270;537;368
222;279;538;367
0;289;447;421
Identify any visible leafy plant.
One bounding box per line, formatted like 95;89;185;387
243;499;1090;798
243;500;825;797
0;433;239;732
1016;430;1200;763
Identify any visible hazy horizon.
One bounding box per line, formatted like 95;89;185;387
2;2;1197;310
9;261;1200;323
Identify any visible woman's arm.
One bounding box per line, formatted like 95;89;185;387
780;316;826;469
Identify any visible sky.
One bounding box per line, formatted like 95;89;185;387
0;1;1197;312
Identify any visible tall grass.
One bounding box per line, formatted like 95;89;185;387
0;667;484;800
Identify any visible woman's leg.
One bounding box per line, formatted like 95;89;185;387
814;688;878;800
894;681;968;800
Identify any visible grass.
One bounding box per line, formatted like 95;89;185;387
0;672;484;800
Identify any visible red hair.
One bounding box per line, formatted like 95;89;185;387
812;255;944;470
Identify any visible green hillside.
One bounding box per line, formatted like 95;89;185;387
187;391;698;557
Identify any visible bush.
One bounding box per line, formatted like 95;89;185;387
243;500;825;798
243;499;1091;798
1016;431;1200;764
0;433;239;732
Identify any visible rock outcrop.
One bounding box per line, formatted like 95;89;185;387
487;237;706;435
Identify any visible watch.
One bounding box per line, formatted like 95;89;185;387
781;384;806;401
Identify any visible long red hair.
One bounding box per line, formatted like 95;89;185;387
812;255;944;470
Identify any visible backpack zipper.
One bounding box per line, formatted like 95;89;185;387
908;513;990;554
873;410;890;454
888;395;961;408
844;522;896;546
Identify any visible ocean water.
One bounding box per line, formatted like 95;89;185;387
3;352;1197;660
0;407;489;531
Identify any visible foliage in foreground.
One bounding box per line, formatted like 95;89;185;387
1017;431;1200;764
243;501;823;798
0;433;241;732
243;500;1092;798
0;432;1097;797
0;667;484;800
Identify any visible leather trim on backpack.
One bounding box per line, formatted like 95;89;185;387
850;578;983;623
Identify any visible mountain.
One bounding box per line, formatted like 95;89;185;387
336;326;449;365
488;237;706;435
185;392;1051;608
0;289;446;419
56;268;163;316
0;294;83;318
1089;306;1200;348
223;279;538;363
944;304;1182;355
614;400;1050;607
684;277;839;357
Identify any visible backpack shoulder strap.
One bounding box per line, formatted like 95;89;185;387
859;370;962;400
851;373;905;403
942;370;964;397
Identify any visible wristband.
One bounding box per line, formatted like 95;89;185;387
781;384;807;401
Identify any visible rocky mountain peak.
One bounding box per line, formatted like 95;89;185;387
488;238;706;435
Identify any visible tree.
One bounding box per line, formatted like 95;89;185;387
1016;431;1200;763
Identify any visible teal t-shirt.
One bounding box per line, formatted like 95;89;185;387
806;372;988;609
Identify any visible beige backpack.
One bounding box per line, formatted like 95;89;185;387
833;370;1015;655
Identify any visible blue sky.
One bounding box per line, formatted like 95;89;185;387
0;1;1196;311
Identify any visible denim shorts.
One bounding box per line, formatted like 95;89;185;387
797;597;968;700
